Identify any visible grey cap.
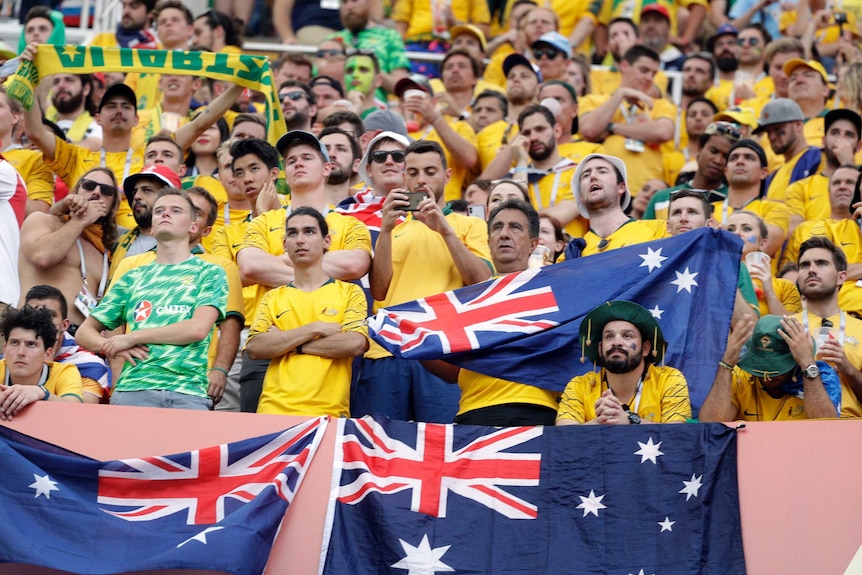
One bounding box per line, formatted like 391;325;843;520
364;109;409;139
276;130;330;161
753;98;805;134
358;130;411;184
571;154;632;217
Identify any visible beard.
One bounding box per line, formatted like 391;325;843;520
529;138;555;162
342;11;368;34
602;347;643;374
506;86;533;107
327;164;352;185
285;108;310;131
133;205;153;229
53;90;85;115
682;83;706;97
715;55;739;73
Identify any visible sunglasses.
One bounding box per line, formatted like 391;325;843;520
280;91;306;102
315;49;345;59
704;121;742;141
81;179;118;197
370;150;406;164
533;48;562;60
737;37;760;46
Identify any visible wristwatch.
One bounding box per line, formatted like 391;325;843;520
627;411;641;425
801;363;820;379
39;384;50;401
607;122;616;135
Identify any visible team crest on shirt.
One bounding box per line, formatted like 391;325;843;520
321;306;339;317
134;300;153;322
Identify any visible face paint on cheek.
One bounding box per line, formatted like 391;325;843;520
629;343;637;350
746;235;758;243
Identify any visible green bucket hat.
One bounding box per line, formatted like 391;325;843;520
579;301;666;365
736;315;799;379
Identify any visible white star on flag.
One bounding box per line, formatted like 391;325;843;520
576;490;606;517
634;437;664;464
391;534;454;575
658;516;676;532
679;473;703;501
629;569;654;575
638;247;667;273
671;267;699;293
177;526;224;548
648;305;664;319
29;473;59;499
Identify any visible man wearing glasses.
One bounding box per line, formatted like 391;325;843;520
17;169;121;331
530;32;570;83
278;81;317;132
643;121;740;220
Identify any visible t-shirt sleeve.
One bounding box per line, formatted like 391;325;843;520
240;210;276;253
343;284;370;336
247;290;276;341
556;377;588;423
50;363;84;401
44;137;81;184
659;368;692;423
197;263;228;323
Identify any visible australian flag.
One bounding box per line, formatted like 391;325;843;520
368;228;743;408
321;417;746;574
0;417;327;575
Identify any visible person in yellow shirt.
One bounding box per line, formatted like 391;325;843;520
477;54;540;176
507;104;584;236
699;314;839;421
784;165;861;271
740;37;806;116
417;200;561;425
754;98;823;203
396;75;479;202
591;17;670;96
708;25;774;111
538;80;605;166
0;306;83;421
246;207;369;417
484;4;556;89
358;139;493;423
712;139;789;258
237;132;372;411
191;9;243;53
88;0;157;50
786;110;862;233
571;154;668;256
725;210;801;316
557;300;691;425
784;58;831;147
579;45;677;195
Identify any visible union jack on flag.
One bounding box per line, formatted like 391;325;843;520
0;419;328;575
336;417;542;519
98;416;326;525
370;268;559;355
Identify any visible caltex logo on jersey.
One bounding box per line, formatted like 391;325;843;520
133;300;153;322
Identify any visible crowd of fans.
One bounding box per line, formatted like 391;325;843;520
2;0;862;425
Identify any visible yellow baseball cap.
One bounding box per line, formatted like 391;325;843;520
450;24;487;53
713;106;758;129
782;58;829;84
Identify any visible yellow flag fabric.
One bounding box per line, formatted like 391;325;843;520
8;45;286;146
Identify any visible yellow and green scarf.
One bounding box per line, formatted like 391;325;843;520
8;45;286;146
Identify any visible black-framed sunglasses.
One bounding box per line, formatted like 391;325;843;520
533;48;561;60
280;91;307;103
737;37;760;46
81;179;117;197
370;150;406;164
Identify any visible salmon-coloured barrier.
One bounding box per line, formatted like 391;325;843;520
2;403;861;575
